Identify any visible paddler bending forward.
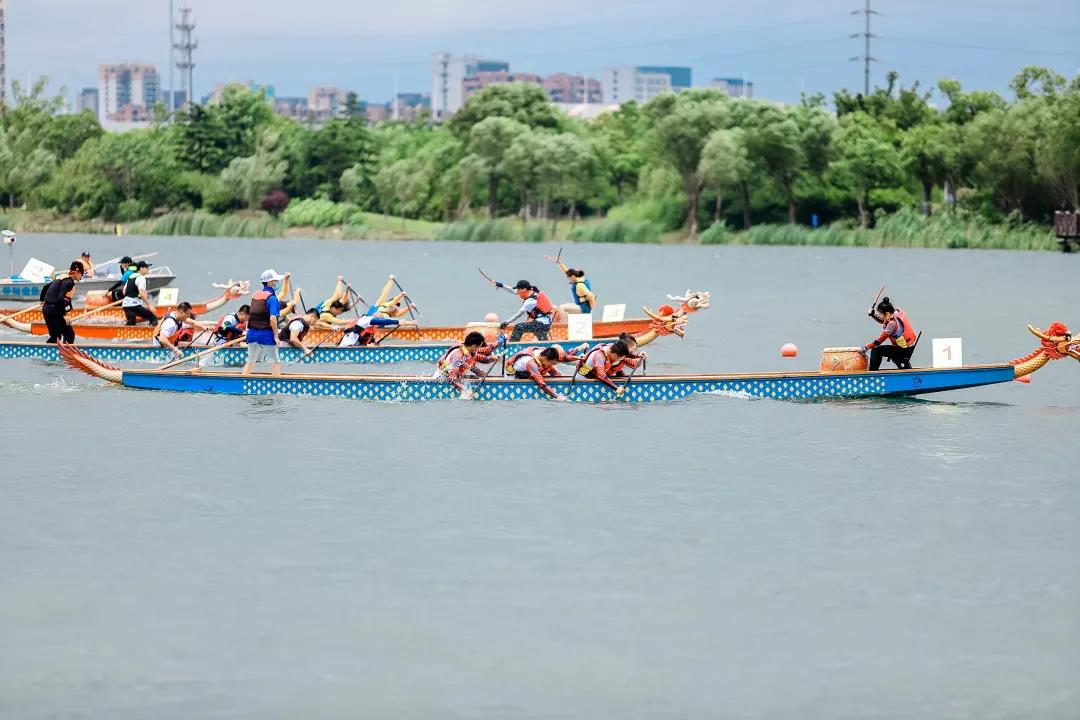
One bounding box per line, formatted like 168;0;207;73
504;344;588;400
154;302;210;358
278;308;320;356
862;297;918;371
576;340;632;395
436;331;501;391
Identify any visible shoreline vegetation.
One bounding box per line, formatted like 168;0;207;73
0;204;1059;251
0;66;1076;253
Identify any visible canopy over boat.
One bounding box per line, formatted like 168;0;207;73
56;322;1078;404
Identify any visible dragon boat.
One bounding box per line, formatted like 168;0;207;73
57;323;1078;404
0;281;250;328
0;338;588;366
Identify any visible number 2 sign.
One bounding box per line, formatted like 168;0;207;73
932;338;963;368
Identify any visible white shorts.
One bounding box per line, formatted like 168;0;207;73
247;343;280;364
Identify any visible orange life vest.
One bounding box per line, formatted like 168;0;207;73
528;291;553;320
890;308;918;348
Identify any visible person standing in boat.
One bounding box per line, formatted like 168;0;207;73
210;305;249;346
153;302;208;358
498;280;554;342
861;297;919;371
41;261;85;343
545;254;596;316
121;261;159;326
436;331;501;391
242;269;286;376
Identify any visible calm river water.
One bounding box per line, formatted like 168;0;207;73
1;233;1076;719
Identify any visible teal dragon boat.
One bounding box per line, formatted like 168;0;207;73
56;323;1078;404
0;339;584;366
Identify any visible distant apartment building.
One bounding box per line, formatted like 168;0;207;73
462;71;542;101
711;77;753;98
543;73;602;104
77;87;99;117
273;96;308;121
165;89;187;109
431;53;509;119
308;86;349;120
365;105;389;123
602;65;691;104
98;63;160;120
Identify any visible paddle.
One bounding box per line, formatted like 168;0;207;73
373;323;400;346
868;284;885;319
343;282;360;317
618;358;641;398
392;276;420;320
184;330;209;348
479;267;514;294
70;298;125;324
475;336;507;390
348;287;369;310
155;337;245;371
0;302;43;326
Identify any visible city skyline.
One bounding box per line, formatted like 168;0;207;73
4;0;1077;108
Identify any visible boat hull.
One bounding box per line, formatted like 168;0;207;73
1;297;230;324
0;339;585;366
0;275;176;303
25;318;653;342
112;364;1018;403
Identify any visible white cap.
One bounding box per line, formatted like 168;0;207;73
260;268;285;283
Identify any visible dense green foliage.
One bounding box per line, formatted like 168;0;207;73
1;68;1076;242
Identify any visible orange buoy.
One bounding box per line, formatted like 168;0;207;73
781;343;798;358
1015;375;1031;384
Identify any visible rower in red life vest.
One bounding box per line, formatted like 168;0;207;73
338;311;418;347
606;333;648;376
504;344;588;400
211;305;249;346
153;302;209;358
436;331;501;391
861;296;919;371
576;339;632;395
496;280;554;341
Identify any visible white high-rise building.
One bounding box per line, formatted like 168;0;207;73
602;66;691;105
98;64;160;119
430;53;509;119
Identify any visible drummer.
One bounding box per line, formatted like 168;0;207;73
862;297;918;371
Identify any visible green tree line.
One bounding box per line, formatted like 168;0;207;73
1;66;1076;235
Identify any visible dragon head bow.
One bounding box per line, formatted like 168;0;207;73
642;289;710;337
668;290;711;314
1027;322;1080;361
212;279;251;298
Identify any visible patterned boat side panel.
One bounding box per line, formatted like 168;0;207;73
0;340;584;366
122;370;903;403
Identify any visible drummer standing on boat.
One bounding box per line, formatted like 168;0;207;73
242;269;286;376
40;261;85;343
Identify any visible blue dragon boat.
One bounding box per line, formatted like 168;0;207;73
56;323;1078;404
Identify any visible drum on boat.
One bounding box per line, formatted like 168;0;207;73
819;347;868;373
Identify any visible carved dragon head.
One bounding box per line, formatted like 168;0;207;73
1028;322;1080;362
668;290;711;314
212;279;251;298
642;290;710;337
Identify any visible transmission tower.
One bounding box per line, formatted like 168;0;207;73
174;3;197;107
850;0;878;95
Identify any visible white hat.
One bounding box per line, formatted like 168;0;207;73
260;268;285;283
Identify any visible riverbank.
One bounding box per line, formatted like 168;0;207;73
0;207;1062;251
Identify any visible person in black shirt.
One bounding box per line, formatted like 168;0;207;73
41;261;85;343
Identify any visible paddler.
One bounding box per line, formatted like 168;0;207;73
153;302;209;358
242;269;286;376
337;312;418;347
278;308;318;355
210;305;249;346
545;254;596;315
40;261;85;343
436;331;501;391
505;344;587;400
575;339;631;394
314;276;353;319
861;297;919;371
364;275;416;320
498;280;554;342
121;261;159;326
608;333;648;376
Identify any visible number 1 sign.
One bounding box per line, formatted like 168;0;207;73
932;338;963;368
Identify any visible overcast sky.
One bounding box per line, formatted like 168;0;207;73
6;0;1078;105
